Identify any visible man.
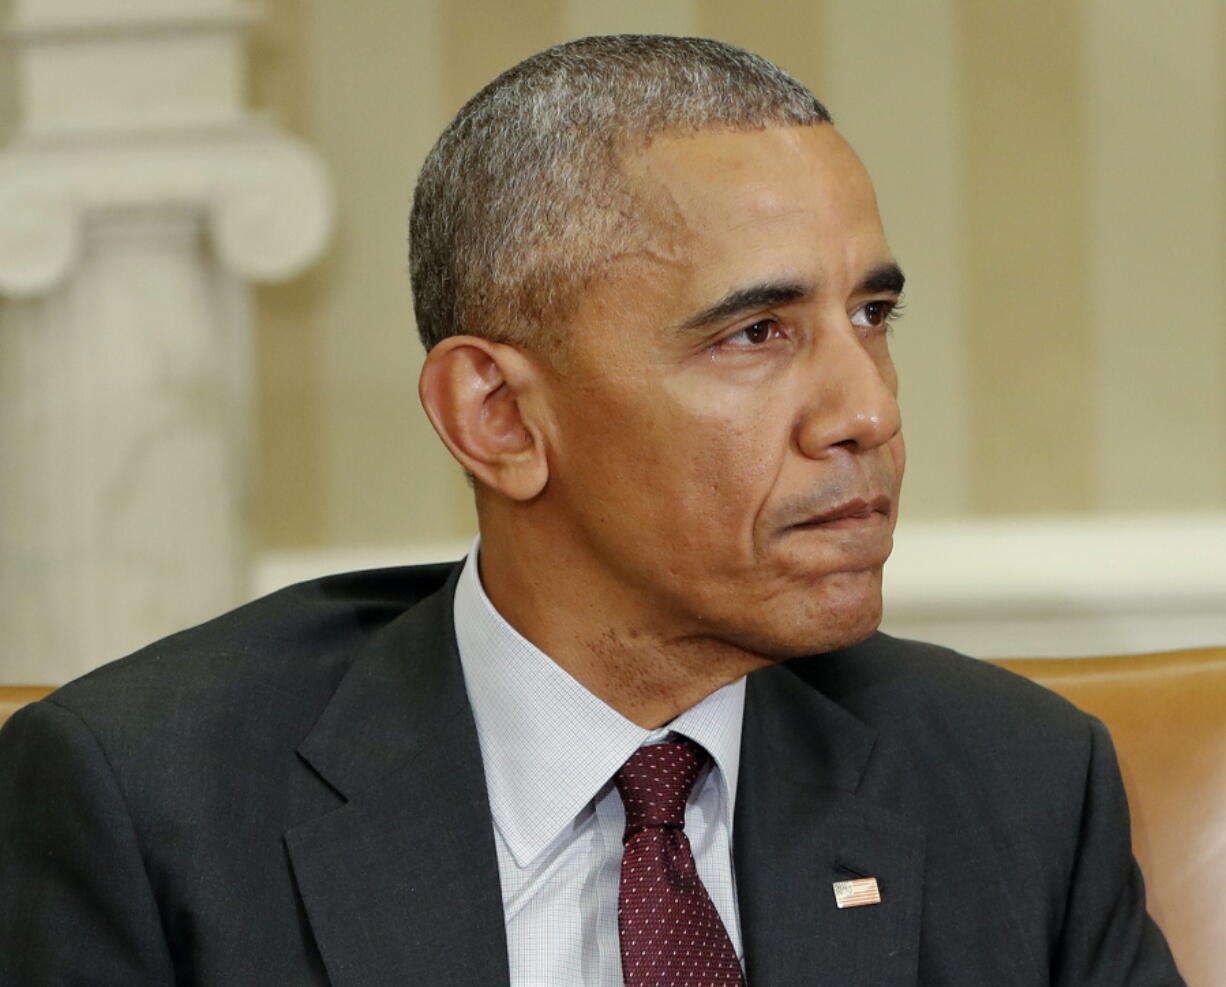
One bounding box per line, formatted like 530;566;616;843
0;35;1182;986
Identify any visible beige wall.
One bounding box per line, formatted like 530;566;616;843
0;0;14;147
249;0;1226;553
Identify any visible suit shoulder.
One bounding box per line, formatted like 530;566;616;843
786;632;1093;749
43;561;460;742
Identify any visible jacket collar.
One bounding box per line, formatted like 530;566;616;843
286;565;511;985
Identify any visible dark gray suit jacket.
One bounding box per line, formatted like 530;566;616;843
0;562;1182;985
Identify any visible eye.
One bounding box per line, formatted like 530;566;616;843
722;319;783;348
850;299;902;329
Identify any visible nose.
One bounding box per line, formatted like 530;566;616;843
795;326;901;458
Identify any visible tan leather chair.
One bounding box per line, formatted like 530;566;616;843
3;650;1223;981
996;647;1226;987
0;685;53;729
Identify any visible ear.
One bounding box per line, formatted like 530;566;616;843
418;335;550;501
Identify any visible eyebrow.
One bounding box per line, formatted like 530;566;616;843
860;262;906;296
676;280;811;333
674;262;906;334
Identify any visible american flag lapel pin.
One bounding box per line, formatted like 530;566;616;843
832;877;882;909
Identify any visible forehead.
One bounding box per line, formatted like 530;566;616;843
631;123;879;228
577;125;889;329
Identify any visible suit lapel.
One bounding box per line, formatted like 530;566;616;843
285;570;510;986
735;662;925;986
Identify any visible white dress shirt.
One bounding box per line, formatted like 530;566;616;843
452;543;747;986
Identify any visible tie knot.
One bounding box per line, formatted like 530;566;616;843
615;738;707;832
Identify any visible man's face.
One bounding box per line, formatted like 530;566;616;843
537;124;905;659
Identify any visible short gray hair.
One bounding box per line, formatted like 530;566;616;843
409;35;831;352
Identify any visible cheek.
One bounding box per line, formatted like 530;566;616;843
683;420;780;513
551;372;791;539
646;405;791;569
889;434;906;493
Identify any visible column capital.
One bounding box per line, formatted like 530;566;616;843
0;127;332;296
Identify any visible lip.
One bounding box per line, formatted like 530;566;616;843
790;495;892;531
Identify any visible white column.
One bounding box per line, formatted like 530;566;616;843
0;0;331;683
1084;0;1226;511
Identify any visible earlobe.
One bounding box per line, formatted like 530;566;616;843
418;336;549;500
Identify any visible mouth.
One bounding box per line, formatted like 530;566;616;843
787;495;892;532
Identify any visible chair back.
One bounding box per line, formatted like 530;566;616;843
0;685;54;728
996;647;1226;987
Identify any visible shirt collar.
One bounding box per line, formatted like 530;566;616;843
452;539;746;868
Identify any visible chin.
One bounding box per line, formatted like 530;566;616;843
718;568;885;661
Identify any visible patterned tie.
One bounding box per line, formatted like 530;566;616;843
615;738;746;987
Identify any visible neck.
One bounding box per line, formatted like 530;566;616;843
476;517;771;728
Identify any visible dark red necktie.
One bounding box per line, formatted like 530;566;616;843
615;738;746;987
